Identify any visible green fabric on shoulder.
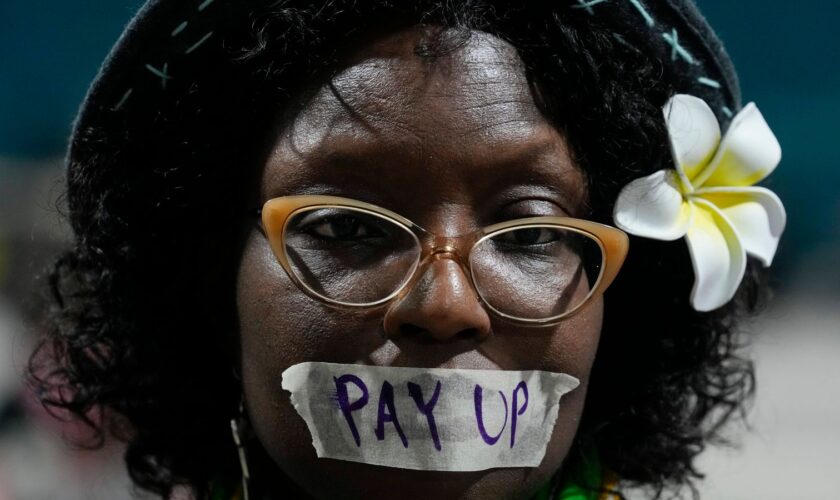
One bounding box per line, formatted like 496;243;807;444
530;443;603;500
208;478;240;500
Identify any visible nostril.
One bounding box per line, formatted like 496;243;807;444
397;323;483;342
456;328;479;339
399;323;425;336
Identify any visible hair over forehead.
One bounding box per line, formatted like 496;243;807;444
70;0;739;164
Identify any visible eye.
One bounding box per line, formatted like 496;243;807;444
304;214;385;240
495;227;561;245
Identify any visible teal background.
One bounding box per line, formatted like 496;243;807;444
698;0;840;291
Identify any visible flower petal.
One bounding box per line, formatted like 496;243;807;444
684;198;747;311
693;186;786;266
614;169;693;241
664;94;721;186
693;103;782;188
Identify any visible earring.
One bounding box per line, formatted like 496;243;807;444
230;397;251;500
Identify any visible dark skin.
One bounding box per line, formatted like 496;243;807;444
235;26;604;500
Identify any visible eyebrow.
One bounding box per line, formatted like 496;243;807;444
468;141;588;216
264;132;588;216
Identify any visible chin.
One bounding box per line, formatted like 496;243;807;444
257;370;587;500
285;461;556;500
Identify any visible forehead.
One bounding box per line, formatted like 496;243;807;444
261;26;586;215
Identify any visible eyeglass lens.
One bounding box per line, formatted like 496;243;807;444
282;206;604;319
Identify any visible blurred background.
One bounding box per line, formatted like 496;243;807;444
0;1;837;498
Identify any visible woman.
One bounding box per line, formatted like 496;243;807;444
28;1;784;498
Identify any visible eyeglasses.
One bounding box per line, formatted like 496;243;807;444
257;195;628;326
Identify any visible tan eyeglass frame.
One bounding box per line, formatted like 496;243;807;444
259;195;629;327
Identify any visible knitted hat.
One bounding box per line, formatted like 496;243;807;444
72;0;739;141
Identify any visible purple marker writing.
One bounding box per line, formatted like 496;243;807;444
375;380;408;448
333;374;369;447
474;384;508;445
408;380;443;451
510;381;529;448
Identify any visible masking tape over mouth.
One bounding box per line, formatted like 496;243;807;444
280;361;580;471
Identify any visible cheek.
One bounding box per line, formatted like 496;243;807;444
487;296;603;383
489;297;603;477
538;297;603;474
235;231;386;473
235;231;388;365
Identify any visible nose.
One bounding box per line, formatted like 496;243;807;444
383;252;492;342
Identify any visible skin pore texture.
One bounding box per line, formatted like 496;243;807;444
235;26;604;500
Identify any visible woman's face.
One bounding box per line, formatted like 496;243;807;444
236;26;604;500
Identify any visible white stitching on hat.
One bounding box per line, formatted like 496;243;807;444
567;2;736;119
662;28;696;64
145;62;172;89
112;0;221;110
697;76;721;88
111;88;133;111
171;21;188;37
185;31;214;55
627;0;655;27
109;2;735;118
612;32;641;52
571;0;610;14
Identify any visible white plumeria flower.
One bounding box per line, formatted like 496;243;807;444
613;94;786;311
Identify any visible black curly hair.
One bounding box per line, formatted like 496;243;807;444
27;2;769;499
